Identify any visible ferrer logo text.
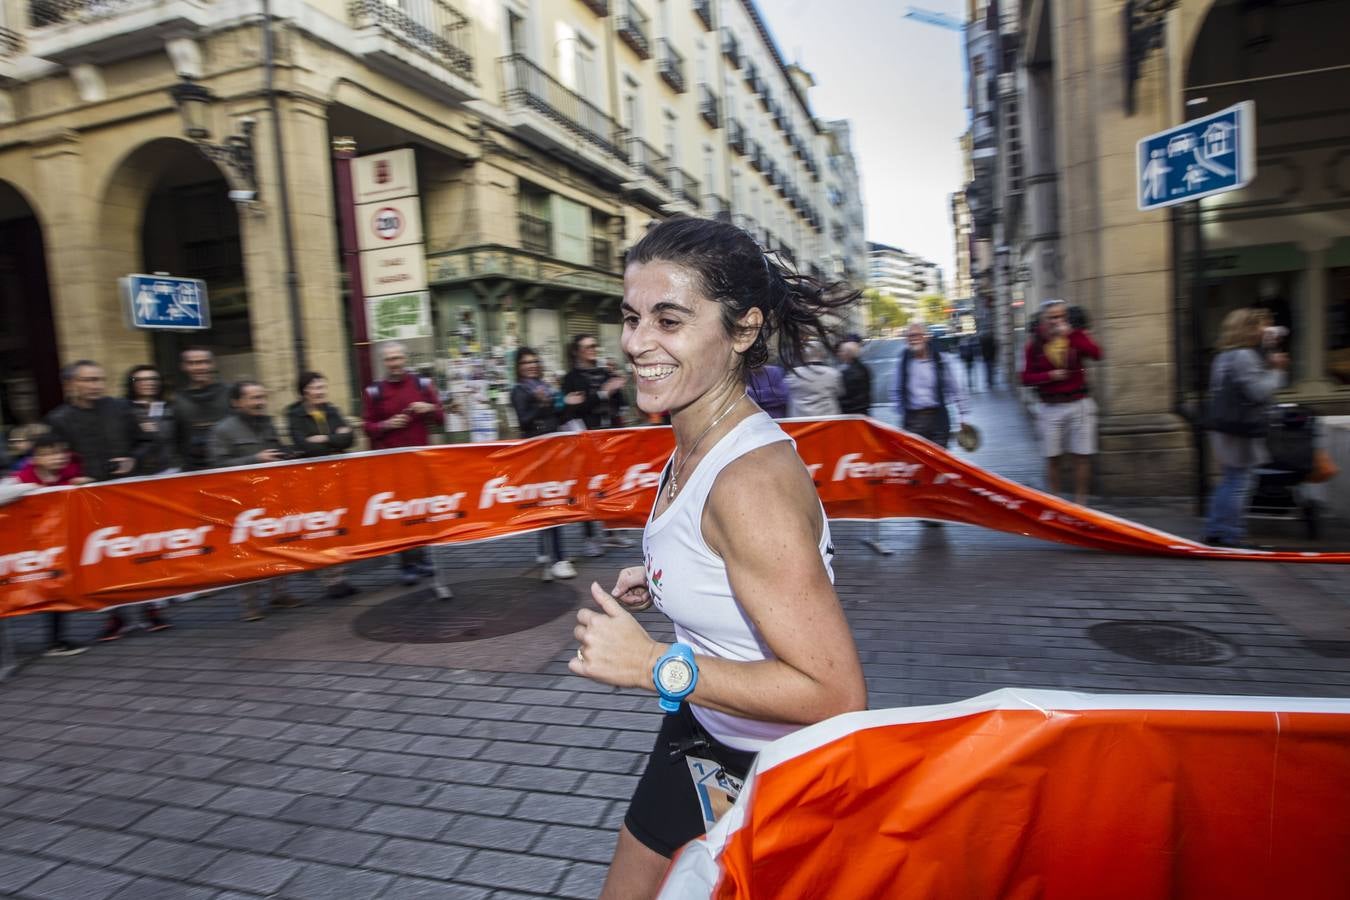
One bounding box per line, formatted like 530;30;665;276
0;547;65;583
230;508;347;544
479;476;577;509
81;526;213;565
363;491;467;525
831;453;923;483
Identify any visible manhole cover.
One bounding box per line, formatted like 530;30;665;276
353;578;577;644
1088;621;1239;666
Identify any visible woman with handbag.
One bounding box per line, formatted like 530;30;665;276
1204;307;1289;547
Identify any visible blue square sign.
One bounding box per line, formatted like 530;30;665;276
1137;101;1256;211
122;274;211;330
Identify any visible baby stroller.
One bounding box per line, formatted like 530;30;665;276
1248;403;1322;539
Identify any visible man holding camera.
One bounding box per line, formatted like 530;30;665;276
1021;299;1102;506
362;342;443;585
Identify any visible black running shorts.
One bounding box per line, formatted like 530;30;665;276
623;704;757;858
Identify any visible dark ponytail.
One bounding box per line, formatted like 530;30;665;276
627;216;860;375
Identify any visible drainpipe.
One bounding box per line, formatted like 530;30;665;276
263;0;308;373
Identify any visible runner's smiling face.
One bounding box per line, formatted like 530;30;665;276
621;260;759;416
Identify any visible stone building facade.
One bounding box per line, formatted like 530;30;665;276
0;0;866;426
967;0;1350;497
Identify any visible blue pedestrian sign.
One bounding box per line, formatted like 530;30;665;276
1137;101;1255;211
121;274;211;330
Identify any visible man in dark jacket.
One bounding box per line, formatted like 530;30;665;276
173;347;232;471
837;341;872;416
210;380;298;619
45;360;142;481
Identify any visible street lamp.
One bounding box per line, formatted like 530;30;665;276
168;75;258;199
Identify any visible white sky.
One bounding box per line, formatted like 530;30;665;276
755;0;969;287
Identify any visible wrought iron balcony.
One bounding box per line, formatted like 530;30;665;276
349;0;474;82
500;54;628;160
519;211;552;255
657;38;685;93
668;167;700;208
693;0;712;31
698;84;720;128
28;0;144;27
627;137;672;189
727;118;746;154
617;1;651;59
702;194;730;222
581;0;609;14
721;27;740;68
0;26;22;57
747;138;763;171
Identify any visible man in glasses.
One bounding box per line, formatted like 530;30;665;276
1021;299;1102;505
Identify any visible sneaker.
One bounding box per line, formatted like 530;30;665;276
271;593;304;609
536;554;552;566
44;642;88;657
541;564;554;583
602;533;635;548
582;540;605;558
144;607;172;632
550;560;578;579
400;568;421;586
96;618;125;643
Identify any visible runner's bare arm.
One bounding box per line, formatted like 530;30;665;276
688;441;867;723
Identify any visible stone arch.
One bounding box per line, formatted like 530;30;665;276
1177;0;1221;73
0;178;62;420
96;136;253;381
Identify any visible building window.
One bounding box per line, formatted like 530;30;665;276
505;6;529;57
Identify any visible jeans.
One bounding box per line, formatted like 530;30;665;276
1205;465;1252;543
537;528;565;561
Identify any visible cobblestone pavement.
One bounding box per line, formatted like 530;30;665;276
2;386;1348;899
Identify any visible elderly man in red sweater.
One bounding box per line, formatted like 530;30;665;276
1021;299;1102;505
362;341;444;585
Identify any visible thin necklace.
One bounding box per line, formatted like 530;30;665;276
669;392;747;499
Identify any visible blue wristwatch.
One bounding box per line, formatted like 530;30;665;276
653;643;698;713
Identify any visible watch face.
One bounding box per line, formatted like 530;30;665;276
658;658;694;694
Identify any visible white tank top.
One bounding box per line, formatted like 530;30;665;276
643;411;835;752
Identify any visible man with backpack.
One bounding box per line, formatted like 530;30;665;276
362;342;443;585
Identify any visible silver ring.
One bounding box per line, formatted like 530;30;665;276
576;648;585;662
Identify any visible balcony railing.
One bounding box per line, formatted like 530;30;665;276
581;0;609;14
668;167;700;208
617;1;651;59
698;84;720;128
1;25;22;56
349;0;474;81
693;0;712;30
721;27;740;67
592;234;615;271
28;0;145;27
657;38;685;93
727;118;746;154
500;54;628;160
519;211;552;255
627;137;671;189
747;138;763;171
702;194;730;222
